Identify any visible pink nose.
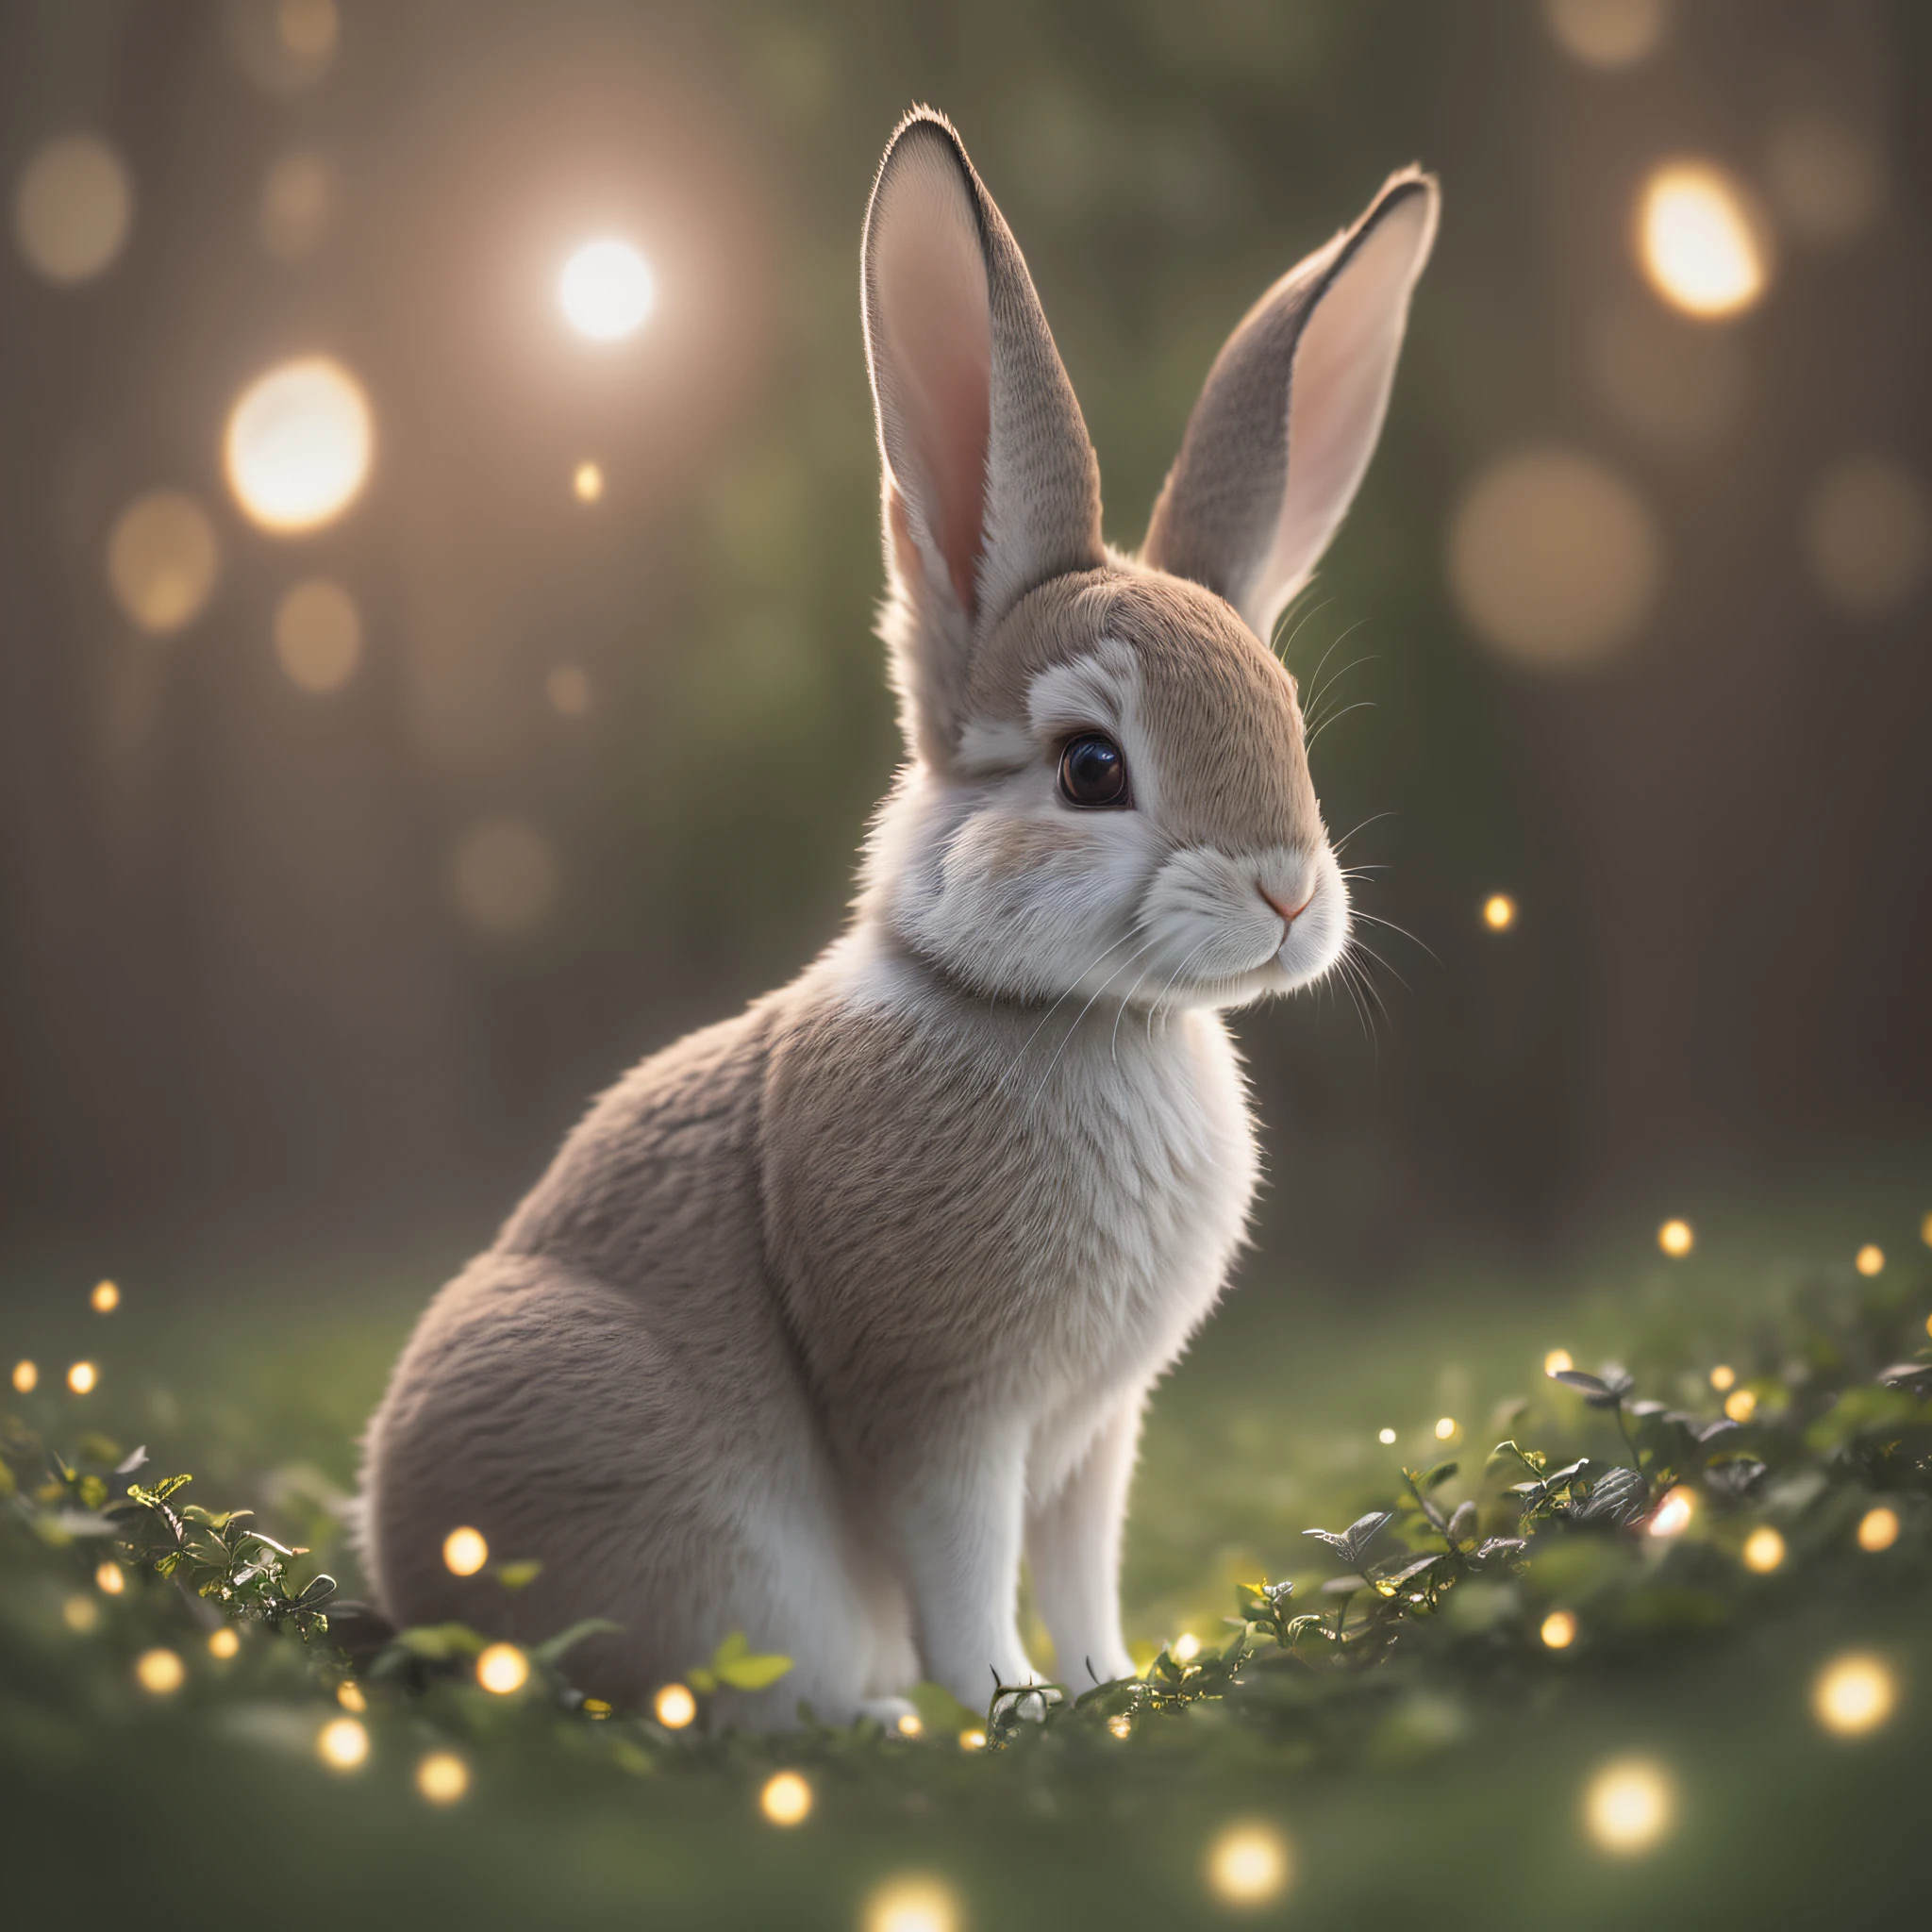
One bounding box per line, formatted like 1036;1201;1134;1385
1257;882;1315;926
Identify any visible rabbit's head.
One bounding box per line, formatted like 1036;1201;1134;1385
858;110;1436;1012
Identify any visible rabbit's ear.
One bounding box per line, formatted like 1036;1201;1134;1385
1143;171;1438;644
863;109;1103;757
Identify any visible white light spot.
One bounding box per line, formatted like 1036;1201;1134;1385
559;240;655;341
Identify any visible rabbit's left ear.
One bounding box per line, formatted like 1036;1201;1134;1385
863;110;1104;761
1143;171;1438;644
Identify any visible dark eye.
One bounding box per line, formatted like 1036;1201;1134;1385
1058;733;1130;809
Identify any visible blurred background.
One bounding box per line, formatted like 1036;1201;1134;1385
2;0;1927;1307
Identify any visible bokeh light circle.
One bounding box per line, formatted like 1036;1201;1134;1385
1583;1757;1674;1854
1448;451;1662;670
107;491;221;636
274;578;363;692
225;357;373;533
416;1751;470;1804
258;150;334;260
1542;0;1668;70
1764;116;1884;245
452;819;558;935
861;1874;961;1932
1812;1653;1898;1737
13;134;133;284
1804;454;1931;619
559;239;655;340
1637;161;1773;321
1205;1821;1292;1907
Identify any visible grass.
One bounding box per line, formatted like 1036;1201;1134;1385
3;1191;1929;1930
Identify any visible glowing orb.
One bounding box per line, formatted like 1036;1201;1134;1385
1541;1610;1578;1649
136;1648;185;1695
13;133;132;284
654;1682;696;1728
1857;1507;1899;1554
1657;1219;1694;1257
1206;1822;1293;1907
225;357;373;532
559;240;655;341
107;491;221;635
441;1526;490;1577
416;1751;470;1804
208;1626;241;1659
1741;1526;1785;1574
862;1874;961;1932
759;1770;812;1825
475;1643;529;1695
318;1716;369;1769
1638;162;1771;321
1813;1653;1898;1737
1583;1757;1674;1854
67;1361;97;1394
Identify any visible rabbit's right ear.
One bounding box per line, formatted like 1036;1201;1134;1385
1143;172;1438;645
863;110;1104;764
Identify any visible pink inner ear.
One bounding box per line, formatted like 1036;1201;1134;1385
875;154;993;617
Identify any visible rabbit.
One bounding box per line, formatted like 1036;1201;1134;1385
359;108;1437;1729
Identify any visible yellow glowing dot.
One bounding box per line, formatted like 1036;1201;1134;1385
12;133;133;284
959;1727;988;1751
1857;1507;1900;1554
1708;1363;1736;1392
1724;1388;1757;1424
1377;1426;1397;1445
574;461;604;502
654;1682;696;1729
895;1709;924;1738
1646;1485;1696;1539
1543;1349;1574;1377
559;240;655;341
1813;1652;1898;1737
62;1594;99;1633
545;663;591;717
1855;1243;1884;1277
274;578;363;693
475;1642;528;1696
416;1751;470;1805
759;1770;812;1825
91;1279;120;1313
107;491;221;635
441;1526;490;1576
225;357;373;533
94;1561;125;1596
136;1648;185;1695
1638;162;1772;320
1482;894;1516;931
1206;1822;1292;1907
1541;1610;1578;1650
1583;1757;1674;1854
11;1359;37;1393
1107;1712;1132;1739
208;1626;241;1659
862;1874;960;1932
1657;1218;1694;1257
1434;1416;1457;1441
318;1715;369;1770
67;1361;97;1395
1741;1526;1786;1574
337;1680;367;1712
1172;1632;1200;1664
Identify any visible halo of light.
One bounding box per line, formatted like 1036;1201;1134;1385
94;1561;125;1595
416;1751;470;1805
546;664;591;717
91;1279;120;1312
1434;1416;1458;1441
63;1594;99;1632
441;1526;490;1577
861;1874;961;1932
12;134;133;284
1857;1507;1900;1554
336;1680;366;1712
654;1683;696;1729
1541;1610;1578;1649
1646;1486;1696;1539
1583;1757;1674;1854
451;818;558;935
12;1359;38;1392
1724;1388;1758;1424
1764;116;1883;244
107;491;221;635
318;1715;369;1769
1172;1632;1200;1664
895;1710;924;1738
1708;1364;1735;1391
475;1643;528;1695
574;461;604;502
559;240;656;341
1741;1526;1785;1574
274;578;363;692
136;1648;186;1695
1377;1426;1397;1444
1107;1713;1132;1739
1637;161;1773;321
225;357;373;533
1805;456;1931;619
1657;1219;1694;1257
1448;451;1661;670
67;1361;97;1395
208;1626;241;1659
1813;1653;1898;1737
1855;1243;1885;1277
959;1727;989;1750
1541;0;1668;69
1483;894;1516;931
258;150;334;260
759;1770;812;1825
1543;1349;1574;1377
1206;1822;1292;1907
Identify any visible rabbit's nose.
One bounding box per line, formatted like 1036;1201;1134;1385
1257;882;1315;927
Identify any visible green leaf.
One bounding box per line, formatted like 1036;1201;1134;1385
494;1559;542;1591
531;1618;624;1669
713;1650;793;1691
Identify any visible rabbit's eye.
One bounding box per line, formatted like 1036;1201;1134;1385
1058;733;1130;809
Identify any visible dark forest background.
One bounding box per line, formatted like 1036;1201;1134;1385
2;0;1927;1308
